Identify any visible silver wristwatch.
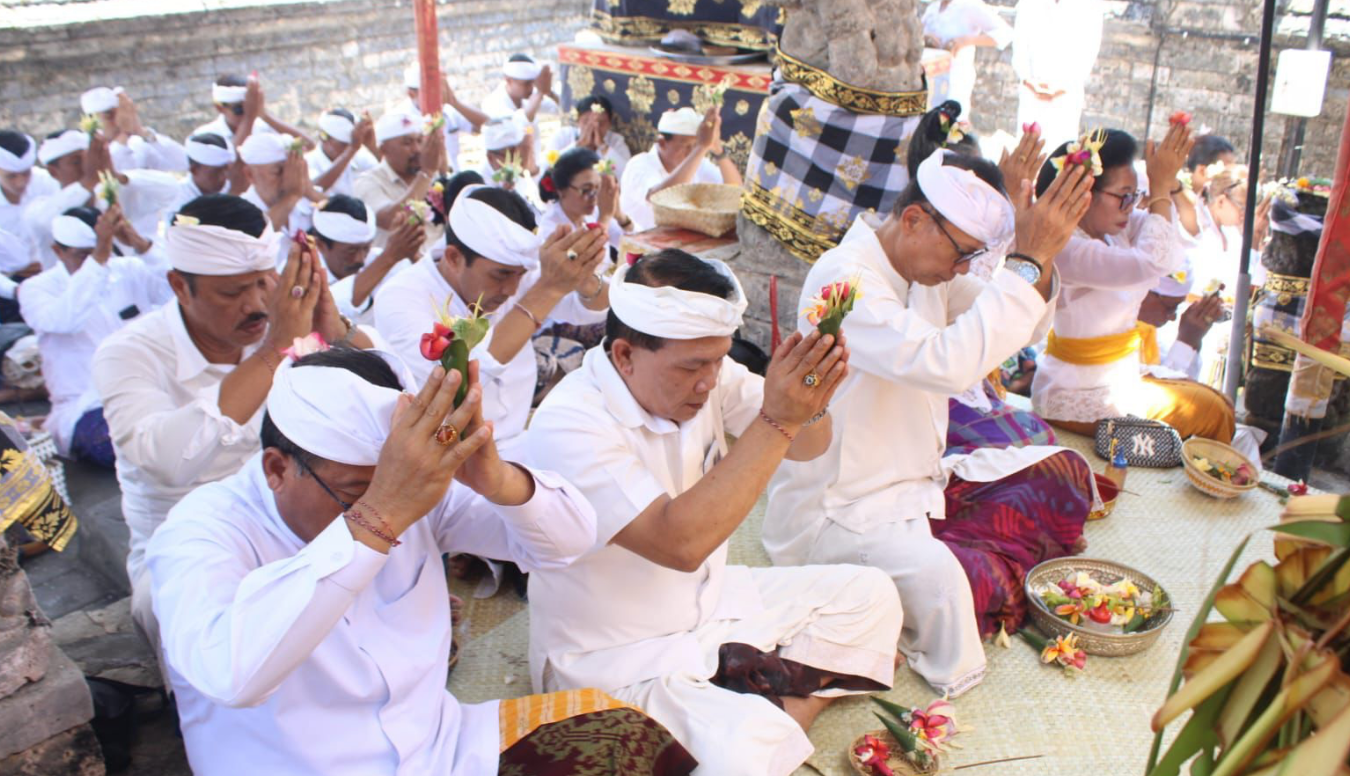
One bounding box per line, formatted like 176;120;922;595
1004;253;1042;285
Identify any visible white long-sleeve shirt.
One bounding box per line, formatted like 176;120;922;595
109;131;189;174
92;302;264;580
305;145;379;198
373;256;596;457
23;179;94;270
1011;0;1104;93
0;168;59;272
18;251;172;454
1031;209;1183;423
764;216;1056;562
103;169;183;242
149;455;596;776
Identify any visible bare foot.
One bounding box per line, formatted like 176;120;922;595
449;593;464;626
1071;535;1089;554
780;693;833;732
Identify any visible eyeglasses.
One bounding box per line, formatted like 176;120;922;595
567;184;599;198
296;457;354;513
922;206;987;265
1096;189;1142;212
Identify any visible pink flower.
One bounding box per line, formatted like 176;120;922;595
420;322;453;361
909;699;958;751
854;734;894;776
281;332;329;360
1022;121;1041;135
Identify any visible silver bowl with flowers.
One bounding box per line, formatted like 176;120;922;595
1025;557;1173;657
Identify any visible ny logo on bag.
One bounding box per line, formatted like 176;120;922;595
1131;432;1157;458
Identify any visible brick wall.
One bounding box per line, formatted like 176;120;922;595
0;0;592;144
969;0;1348;178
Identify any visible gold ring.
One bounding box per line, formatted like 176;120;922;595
435;423;458;446
803;372;820;388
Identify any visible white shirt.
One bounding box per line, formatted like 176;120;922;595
525;346;767;693
305;145;379;198
619;146;722;232
764;216;1054;560
242;186;314;237
537;200;623;258
109;132;189;174
0;229;25;297
93;302;264;579
149;454;597;776
324;258;411;327
922;0;1013;111
373;256;593;456
483;84;558;161
18;252;173;454
164;178;207;232
102;169;183;242
0;168;59;272
1031;210;1183;423
1011;0;1104;92
406;98;475;173
22;177;94;270
549;127;633;177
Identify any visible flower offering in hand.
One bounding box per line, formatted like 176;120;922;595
595;158;616;176
421;295;491;407
405;200;431;226
1050;129;1107;178
286;135;306;154
1168;110;1193;126
492;150;526;185
424;111;446;134
97;171;119;206
803;274;861;337
282;332;329;360
79;114;103;137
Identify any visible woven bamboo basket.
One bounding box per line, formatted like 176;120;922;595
649;183;742;237
1025;557;1173;657
847;731;939;776
1088;473;1119;521
1181;438;1259;500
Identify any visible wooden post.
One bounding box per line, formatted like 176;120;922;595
414;0;442;115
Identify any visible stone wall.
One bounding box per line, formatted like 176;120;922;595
970;0;1349;178
0;0;592;144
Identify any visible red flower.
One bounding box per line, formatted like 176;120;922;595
586;222;602;231
541;175;556;194
854;734;894;776
1288;481;1308;496
1087;603;1113;624
1022;121;1041;134
1169;111;1192;126
1067;149;1092;165
420;322;453;361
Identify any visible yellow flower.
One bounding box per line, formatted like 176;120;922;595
544;149;560;167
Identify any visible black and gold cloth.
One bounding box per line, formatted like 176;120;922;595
590;0;782;51
557;43;771;175
0;412;76;551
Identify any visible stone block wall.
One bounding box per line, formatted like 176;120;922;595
0;0;592;144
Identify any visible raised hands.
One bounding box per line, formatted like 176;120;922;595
266;238;324;348
1145;121;1195;195
538;224;607;296
1011;162;1093;271
761;331;849;430
998;129;1048;213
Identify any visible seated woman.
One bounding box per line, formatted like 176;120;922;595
902;102;1095;641
549;95;633;177
1029;124;1236;442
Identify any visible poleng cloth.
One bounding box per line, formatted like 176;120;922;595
608;257;746;338
741;81;921;263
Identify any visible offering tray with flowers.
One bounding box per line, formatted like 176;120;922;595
1025;558;1174;656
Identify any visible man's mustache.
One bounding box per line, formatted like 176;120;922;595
238;312;268;329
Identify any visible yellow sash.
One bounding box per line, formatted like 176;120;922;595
1047;323;1158;366
499;689;636;753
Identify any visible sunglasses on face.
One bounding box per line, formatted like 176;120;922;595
1096;189;1142;212
922;206;988;265
228;103;244;116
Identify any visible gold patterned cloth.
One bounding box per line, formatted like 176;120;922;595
589;0;782;51
741;78;923;262
0;412;77;551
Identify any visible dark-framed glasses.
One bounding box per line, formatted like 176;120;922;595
296;457;354;513
922;206;988;265
1096;189;1143;213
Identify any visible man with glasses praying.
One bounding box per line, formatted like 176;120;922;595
764;149;1093;698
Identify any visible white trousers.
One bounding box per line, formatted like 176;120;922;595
129;561;170;689
1017;83;1086;148
801;517;986;698
591;565;902;776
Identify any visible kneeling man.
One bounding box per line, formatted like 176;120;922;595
527;250;902;775
148;348;697;775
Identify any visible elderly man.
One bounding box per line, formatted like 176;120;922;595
482;53;559;160
619;107;742;232
0;130;56;277
20;204;169;467
93;192;374;679
764;151;1093;698
149;347;697;775
311;194;421;326
526;250;903;775
403;63;488;174
79;86;188;173
375;186;605;458
305;109;378;198
476;119;542;209
239;133;317;236
354;110;445;251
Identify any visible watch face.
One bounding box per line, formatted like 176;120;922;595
1008;259;1040;284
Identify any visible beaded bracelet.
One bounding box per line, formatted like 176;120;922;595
344;505;401;547
355;499;398;537
758;409;796;442
515;303;543;330
803;409;828;428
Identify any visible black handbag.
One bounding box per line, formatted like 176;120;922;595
1094;417;1184;468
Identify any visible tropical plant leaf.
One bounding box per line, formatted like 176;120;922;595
1273;520;1350;548
1148;687;1231;776
1210;652;1338;776
1154;620;1273;731
1275;700;1350;775
1216;631;1283;748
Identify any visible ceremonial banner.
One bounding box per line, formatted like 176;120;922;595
590;0;783;51
557;43;771;174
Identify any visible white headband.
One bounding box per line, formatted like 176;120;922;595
51;215;97;249
916;149;1014;247
375;111;420;145
608;258;747;339
483;119;525;151
503;59;542;81
185;138;235;167
0;134;36;173
657;108;702;136
266;351;415;467
38;130;89;166
449;187;540;269
80;86;123;115
238;133;293;166
212;84;247;104
166;219;280;276
313;207;376;244
318;112;355;144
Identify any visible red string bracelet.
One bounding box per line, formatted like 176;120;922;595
758;409;796;443
344;505;400;547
